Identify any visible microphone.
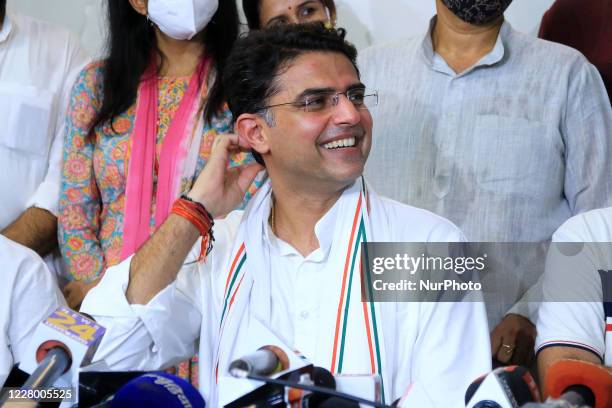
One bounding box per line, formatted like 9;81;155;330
287;366;336;406
229;345;290;378
245;372;391;408
7;307;105;404
465;366;540;408
91;372;205;408
536;359;611;408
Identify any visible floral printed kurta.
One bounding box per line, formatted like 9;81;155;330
59;62;258;282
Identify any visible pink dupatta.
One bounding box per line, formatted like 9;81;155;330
121;58;210;260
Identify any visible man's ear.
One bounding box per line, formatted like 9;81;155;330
128;0;148;16
235;113;271;157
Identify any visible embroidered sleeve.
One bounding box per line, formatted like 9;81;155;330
58;63;106;282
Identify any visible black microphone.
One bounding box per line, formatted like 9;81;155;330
465;366;540;408
317;397;360;407
521;386;594;407
303;367;337;407
245;372;391;408
287;366;340;407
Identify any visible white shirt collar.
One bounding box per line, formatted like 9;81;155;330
0;13;14;44
264;186;348;261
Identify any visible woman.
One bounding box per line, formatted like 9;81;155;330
242;0;336;29
59;0;254;386
59;1;257;310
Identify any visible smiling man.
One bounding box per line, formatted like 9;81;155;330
80;25;490;407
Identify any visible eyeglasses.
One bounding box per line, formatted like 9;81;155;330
259;88;379;113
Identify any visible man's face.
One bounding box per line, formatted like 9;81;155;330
260;51;373;192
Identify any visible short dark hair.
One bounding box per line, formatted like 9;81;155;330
242;0;337;30
223;24;358;164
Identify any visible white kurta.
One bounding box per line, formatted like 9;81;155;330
81;181;491;407
536;207;612;366
0;235;65;387
0;12;88;228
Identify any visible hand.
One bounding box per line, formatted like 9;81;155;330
491;313;537;366
188;133;263;218
62;278;101;310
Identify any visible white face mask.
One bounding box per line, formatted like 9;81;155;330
148;0;219;40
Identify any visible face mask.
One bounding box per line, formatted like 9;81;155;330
148;0;219;40
441;0;513;25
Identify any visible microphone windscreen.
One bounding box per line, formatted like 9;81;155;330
109;372;205;408
312;367;336;389
306;367;337;407
495;366;540;405
545;359;612;408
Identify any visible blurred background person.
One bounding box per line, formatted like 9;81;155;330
58;0;256;384
58;0;246;306
0;235;64;388
539;0;611;105
359;0;612;368
242;0;336;29
536;206;612;387
0;0;87;274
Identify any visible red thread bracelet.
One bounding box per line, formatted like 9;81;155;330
171;196;215;262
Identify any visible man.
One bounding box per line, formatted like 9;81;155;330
358;0;612;366
80;25;490;407
0;1;88;263
0;235;65;387
536;207;612;385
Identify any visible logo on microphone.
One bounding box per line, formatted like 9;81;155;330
43;307;105;345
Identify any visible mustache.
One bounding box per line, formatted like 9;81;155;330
320;125;366;141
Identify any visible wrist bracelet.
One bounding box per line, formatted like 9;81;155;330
172;196;215;262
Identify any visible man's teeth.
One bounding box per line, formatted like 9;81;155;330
322;137;356;150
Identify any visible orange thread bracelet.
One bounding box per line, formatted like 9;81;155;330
171;196;215;262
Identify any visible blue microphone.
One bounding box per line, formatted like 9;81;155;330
94;372;205;408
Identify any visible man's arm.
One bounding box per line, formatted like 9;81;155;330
126;214;200;304
1;207;58;257
126;133;263;305
8;238;65;365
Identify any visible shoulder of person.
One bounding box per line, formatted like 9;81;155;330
358;36;422;65
552;207;612;243
507;23;589;68
69;60;106;98
0;235;51;286
378;197;465;243
11;12;74;50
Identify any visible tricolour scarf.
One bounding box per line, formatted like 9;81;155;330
202;177;392;406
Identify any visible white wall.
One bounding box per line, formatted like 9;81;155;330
7;0;555;57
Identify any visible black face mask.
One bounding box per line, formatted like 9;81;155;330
441;0;513;25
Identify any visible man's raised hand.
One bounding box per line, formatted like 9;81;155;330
187;133;264;218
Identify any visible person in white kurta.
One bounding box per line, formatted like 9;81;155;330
536;207;612;384
0;235;65;387
80;24;491;407
0;8;88;274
